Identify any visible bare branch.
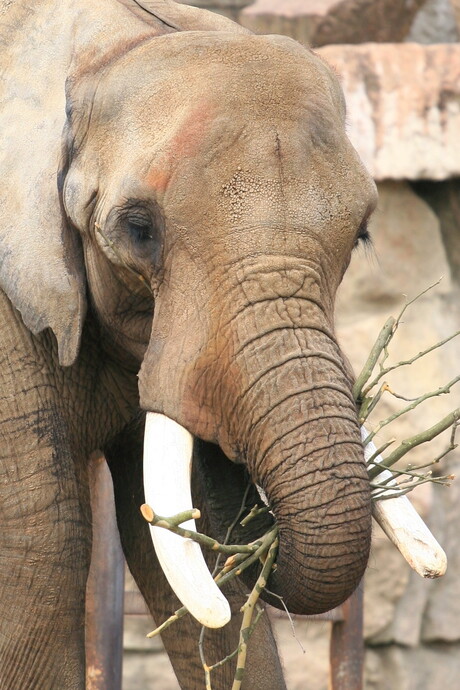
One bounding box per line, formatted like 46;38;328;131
364;375;460;446
362;329;460;398
353;317;395;401
368;408;460;480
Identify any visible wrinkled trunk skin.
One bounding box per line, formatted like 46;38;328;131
140;264;372;615
225;326;371;614
243;362;370;614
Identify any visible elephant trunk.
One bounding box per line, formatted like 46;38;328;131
226;325;372;614
247;405;370;614
139;263;372;618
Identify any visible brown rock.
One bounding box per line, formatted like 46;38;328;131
414;181;460;285
453;0;460;30
336;182;451;315
318;44;460;180
365;643;460;690
336;180;460;650
407;0;459;42
240;0;425;47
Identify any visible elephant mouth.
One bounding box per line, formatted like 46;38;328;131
143;411;371;627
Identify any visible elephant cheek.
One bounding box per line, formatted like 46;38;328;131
138;327;220;444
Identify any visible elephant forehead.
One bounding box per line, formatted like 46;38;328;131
144;99;215;193
216;167;368;233
95;31;343;134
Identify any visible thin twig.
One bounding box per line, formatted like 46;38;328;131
363;375;460;446
231;536;279;690
362;329;460;398
141;505;258;555
146;606;188;638
368;408;460;480
264;588;305;653
352;317;395;401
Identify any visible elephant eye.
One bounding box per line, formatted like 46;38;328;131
126;217;153;244
354;219;372;249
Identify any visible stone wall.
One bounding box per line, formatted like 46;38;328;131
178;0;460;44
123;2;460;688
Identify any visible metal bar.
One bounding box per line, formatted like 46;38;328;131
329;584;364;690
86;452;125;690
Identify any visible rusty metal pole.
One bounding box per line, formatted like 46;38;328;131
329;584;364;690
86;452;125;690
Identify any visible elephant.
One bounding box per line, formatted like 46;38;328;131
0;0;377;687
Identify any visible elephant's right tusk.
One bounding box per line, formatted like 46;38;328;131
143;412;231;628
362;428;447;579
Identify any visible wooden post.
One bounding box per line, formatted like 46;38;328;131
329;585;364;690
86;453;125;690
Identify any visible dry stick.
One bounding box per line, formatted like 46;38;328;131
430;422;459;465
377;279;443;374
354;280;460;402
359;382;389;424
214;528;279;587
363;375;460;446
145;526;279;639
368;408;460;480
140;504;258;555
240;504;270;527
263;587;306;653
353;286;460;497
365;438;396;466
392;279;443;330
147;605;188;639
371;423;459;499
372;470;454;499
371;464;451;486
352;317;395;401
361;329;460;399
372;477;453;501
199;483;253;685
211;482;254;573
200;522;279;688
231;536;279;690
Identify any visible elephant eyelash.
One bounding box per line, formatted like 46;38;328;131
125;218;154;243
354;220;372;249
116;202;158;245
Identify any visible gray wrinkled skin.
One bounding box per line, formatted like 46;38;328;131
0;1;376;688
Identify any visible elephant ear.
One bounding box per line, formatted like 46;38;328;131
123;0;250;33
0;13;86;367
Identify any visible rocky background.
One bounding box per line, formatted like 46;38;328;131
122;1;460;688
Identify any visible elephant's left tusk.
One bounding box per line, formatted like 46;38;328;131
362;428;447;579
143;412;231;628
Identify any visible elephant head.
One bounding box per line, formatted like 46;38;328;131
0;4;376;627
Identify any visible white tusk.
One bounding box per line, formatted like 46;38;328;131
362;427;447;578
143;412;231;628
